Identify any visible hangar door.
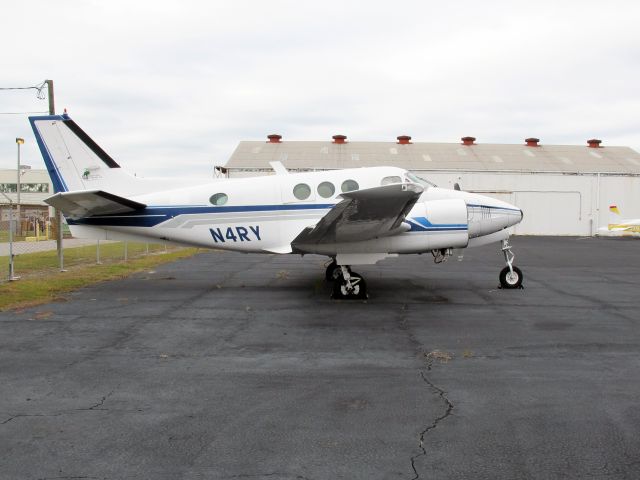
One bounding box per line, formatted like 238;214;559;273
513;191;583;235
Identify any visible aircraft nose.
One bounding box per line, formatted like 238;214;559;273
466;195;523;238
504;203;523;228
508;205;523;226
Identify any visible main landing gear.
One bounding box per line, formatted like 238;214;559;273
499;238;523;289
326;260;368;300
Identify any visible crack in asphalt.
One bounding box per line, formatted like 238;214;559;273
221;475;311;480
38;477;101;480
1;413;63;425
396;308;455;480
410;363;455;480
1;389;117;426
82;390;115;411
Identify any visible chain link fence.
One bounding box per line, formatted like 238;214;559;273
1;198;173;282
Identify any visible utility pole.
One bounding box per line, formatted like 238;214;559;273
47;79;55;119
45;79;65;271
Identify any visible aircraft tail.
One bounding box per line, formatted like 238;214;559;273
608;204;621;229
29;114;140;195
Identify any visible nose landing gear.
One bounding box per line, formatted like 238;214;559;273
326;260;368;300
499;238;523;289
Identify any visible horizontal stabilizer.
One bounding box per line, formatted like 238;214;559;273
44;190;146;219
293;183;423;247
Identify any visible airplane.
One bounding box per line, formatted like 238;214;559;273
29;114;524;299
597;205;640;237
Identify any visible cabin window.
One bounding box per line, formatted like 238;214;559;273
341;179;359;193
317;181;335;198
381;176;402;186
293;183;311;200
209;193;228;206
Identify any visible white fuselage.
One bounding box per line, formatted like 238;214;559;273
69;166;522;260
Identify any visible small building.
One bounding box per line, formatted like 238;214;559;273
0;168;53;234
223;135;640;236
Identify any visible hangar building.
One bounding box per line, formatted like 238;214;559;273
0;168;53;233
222;135;640;236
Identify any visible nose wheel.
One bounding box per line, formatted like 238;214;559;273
499;238;524;289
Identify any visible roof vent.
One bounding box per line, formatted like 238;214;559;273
267;134;282;143
587;138;602;148
461;136;476;146
332;134;347;144
525;137;540;147
397;135;412;145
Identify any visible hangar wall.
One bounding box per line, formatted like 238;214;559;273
225;167;640;236
223;136;640;236
413;171;640;236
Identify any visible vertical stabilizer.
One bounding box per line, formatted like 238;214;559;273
608;204;621;229
29;115;140;195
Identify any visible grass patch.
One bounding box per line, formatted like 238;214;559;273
0;244;199;311
2;242;173;277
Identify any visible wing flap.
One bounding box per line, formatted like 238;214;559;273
293;183;423;246
44;190;146;219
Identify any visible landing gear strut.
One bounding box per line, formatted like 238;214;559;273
326;261;368;300
325;259;350;282
499;238;523;289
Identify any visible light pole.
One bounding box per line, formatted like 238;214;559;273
16;138;24;237
1;192;18;281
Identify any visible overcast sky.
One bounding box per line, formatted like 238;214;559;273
2;0;639;178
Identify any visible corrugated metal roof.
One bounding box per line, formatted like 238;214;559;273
225;141;640;174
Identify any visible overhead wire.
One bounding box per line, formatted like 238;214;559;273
0;80;49;115
0;111;49;115
0;80;47;98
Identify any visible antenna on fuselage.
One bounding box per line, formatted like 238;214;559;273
270;161;289;175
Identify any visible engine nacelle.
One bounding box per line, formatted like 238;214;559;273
294;198;470;256
408;198;469;250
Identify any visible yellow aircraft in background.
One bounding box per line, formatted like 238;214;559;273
598;205;640;237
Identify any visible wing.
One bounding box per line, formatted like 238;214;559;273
44;190;146;220
292;183;423;247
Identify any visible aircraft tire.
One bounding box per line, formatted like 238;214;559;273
332;272;367;300
499;266;523;289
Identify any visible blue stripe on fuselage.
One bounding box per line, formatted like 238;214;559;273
67;204;472;234
67;203;335;227
407;217;468;232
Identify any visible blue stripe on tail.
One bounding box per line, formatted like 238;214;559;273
28;115;69;193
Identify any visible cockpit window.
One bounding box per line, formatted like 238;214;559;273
381;175;402;186
405;172;437;188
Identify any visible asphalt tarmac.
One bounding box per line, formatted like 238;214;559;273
1;236;639;479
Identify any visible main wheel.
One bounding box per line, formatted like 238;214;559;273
499;266;523;289
325;261;350;282
332;272;367;299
